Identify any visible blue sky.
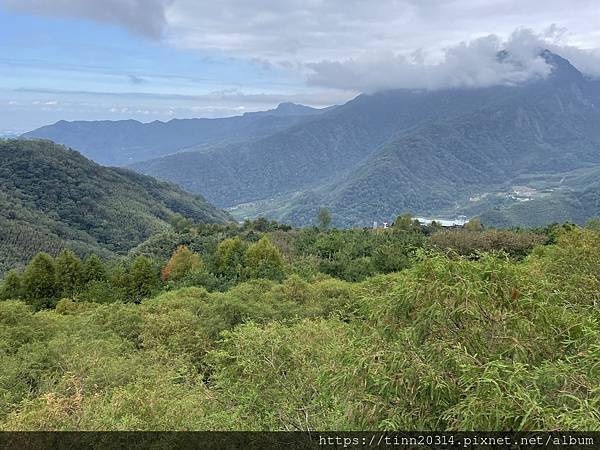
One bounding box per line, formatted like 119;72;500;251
0;7;328;131
1;0;599;132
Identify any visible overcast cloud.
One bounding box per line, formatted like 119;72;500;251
2;0;600;130
6;0;600;92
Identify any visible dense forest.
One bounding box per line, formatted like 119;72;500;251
0;140;230;275
1;214;599;430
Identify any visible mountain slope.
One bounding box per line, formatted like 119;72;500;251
479;166;600;227
0;139;230;274
288;67;600;226
21;103;324;166
132;86;519;207
132;51;600;227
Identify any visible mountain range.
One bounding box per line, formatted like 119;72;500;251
22;50;600;227
22;103;325;166
0;139;230;274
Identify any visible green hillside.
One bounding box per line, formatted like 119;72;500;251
132;86;515;208
131;51;600;228
0;140;230;274
480;185;600;227
282;72;600;226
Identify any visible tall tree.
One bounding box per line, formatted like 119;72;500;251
162;245;204;282
394;213;418;231
214;237;247;280
0;270;23;300
82;254;107;284
465;217;484;231
21;252;58;308
127;256;160;302
55;249;83;297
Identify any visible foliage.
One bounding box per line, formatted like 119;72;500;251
393;213;420;231
317;208;332;229
82;254;107;284
21;253;59;309
161;245;204;282
126;257;160;302
585;216;600;231
429;228;546;258
0;228;598;431
464;217;483;231
0;139;230;276
213;237;247;281
243;236;285;281
55;249;83;298
0;270;23;300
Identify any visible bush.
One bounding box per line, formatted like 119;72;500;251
243;236;285;281
429;229;545;258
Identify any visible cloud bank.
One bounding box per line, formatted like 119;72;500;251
306;28;598;92
4;0;600;95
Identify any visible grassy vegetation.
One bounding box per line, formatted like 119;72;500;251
1;217;598;430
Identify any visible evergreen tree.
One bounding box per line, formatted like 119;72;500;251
161;245;204;282
82;254;107;284
244;236;285;281
55;249;83;297
0;270;23;300
127;256;160;302
21;252;58;308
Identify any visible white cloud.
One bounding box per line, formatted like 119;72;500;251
4;0;600;110
7;0;600;92
162;1;600;66
9;1;600;62
306;29;566;92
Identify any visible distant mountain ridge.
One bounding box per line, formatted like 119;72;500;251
0;139;230;274
22;103;326;166
20;50;600;227
131;50;600;226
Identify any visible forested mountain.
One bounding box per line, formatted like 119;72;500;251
0;140;230;274
131;50;600;227
21;103;324;166
132;86;516;208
